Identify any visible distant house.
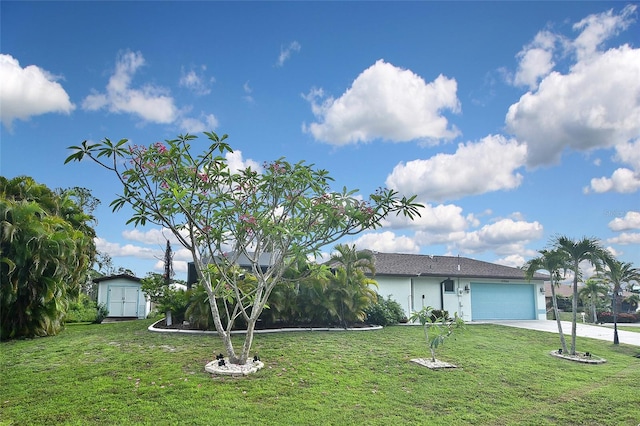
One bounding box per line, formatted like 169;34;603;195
369;252;549;321
94;274;150;320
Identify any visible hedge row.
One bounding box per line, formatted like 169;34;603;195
597;311;640;323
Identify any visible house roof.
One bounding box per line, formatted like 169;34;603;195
368;252;548;281
92;273;142;283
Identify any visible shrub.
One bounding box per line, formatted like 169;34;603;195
65;293;98;323
429;309;449;322
597;311;640;323
95;303;109;324
555;296;572;311
365;294;406;326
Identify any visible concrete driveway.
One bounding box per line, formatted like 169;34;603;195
477;320;640;347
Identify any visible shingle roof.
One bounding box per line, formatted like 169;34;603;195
368;252;548;281
92;273;141;283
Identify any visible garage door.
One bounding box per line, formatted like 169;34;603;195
471;283;535;320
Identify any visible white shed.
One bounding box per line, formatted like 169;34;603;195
94;274;149;319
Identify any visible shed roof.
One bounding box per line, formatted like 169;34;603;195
92;273;142;283
369;252;548;281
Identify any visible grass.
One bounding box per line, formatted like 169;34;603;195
617;325;640;333
2;319;639;425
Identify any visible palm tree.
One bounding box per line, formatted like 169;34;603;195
553;236;609;355
328;244;377;327
595;258;640;344
578;278;609;323
524;249;569;354
624;293;640;313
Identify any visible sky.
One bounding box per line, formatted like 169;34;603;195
1;1;639;282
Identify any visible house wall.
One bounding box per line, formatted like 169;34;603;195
97;278;149;319
373;275;547;322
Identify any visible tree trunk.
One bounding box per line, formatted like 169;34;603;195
571;265;578;355
591;301;598;324
551;284;568;354
203;279;238;362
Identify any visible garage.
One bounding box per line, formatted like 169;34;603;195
471;282;536;320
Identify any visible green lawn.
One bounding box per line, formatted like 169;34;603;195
2;320;639;425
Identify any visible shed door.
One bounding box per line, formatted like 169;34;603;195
108;286;139;317
471;283;535;320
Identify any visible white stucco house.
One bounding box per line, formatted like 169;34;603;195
369;252;549;322
94;274;150;319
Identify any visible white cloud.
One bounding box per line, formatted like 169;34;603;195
608;211;640;231
386;135;526;202
276;41;301;67
225;150;261;174
507;45;640;168
614;139;640;170
586;140;640;194
303;60;460;145
179;65;213;95
153;259;188;274
121;228;179;245
513;30;558;89
506;5;640;170
351;231;420;254
82;50;178;123
243;81;254;104
572;4;636;62
454;219;543;255
95;236;161;260
605;246;622;258
494;254;527;269
587;168;640;194
0;54;75;128
179;113;219;133
386;202;472;232
606;232;640;245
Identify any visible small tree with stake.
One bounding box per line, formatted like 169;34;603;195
65;131;422;368
409;306;465;364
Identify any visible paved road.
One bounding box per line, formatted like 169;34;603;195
478;320;640;347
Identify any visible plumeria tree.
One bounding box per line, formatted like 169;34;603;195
65;132;422;365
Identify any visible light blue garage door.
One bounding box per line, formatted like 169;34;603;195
471;283;535;320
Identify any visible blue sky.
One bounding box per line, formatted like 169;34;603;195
2;1;639;281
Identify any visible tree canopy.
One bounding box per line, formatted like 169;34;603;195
66;132;422;365
0;176;97;339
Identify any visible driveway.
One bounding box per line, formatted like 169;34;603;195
478;320;640;347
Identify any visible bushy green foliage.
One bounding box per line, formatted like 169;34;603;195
429;309;449;322
141;273;190;323
364;294;406;326
0;176;96;340
95;303;108;324
597;311;639;323
65;293;98;323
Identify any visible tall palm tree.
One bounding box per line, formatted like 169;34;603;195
595;258;640;344
553;236;609;355
524;249;569;354
578;278;609;323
